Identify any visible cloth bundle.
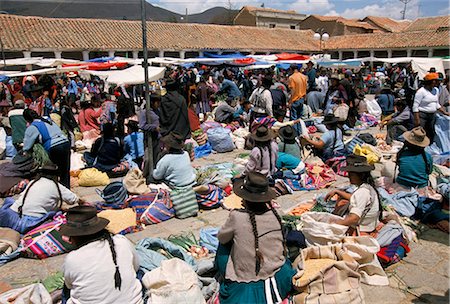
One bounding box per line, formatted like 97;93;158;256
123;168;149;195
300;212;349;245
195;185;225;209
140;190;175;225
0;228;20;255
303;163;337;190
353;144;380;165
292;245;364;304
78;168;110;187
207;127;235;153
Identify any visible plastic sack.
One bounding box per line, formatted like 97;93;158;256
70;151;85;171
353;144;380;164
206;127;235;153
195;143;213;159
142;259;206;304
78;168;110;187
300;212;348;245
333;103;349;122
365;98;382;119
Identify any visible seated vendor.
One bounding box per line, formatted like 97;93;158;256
217;172;295;304
300;114;346;161
278;125;301;159
152;131;196;188
242;126;278;178
380;99;413;144
395;127;432;189
83;123;122;172
60;206;143;304
215;97;236;124
0;164;79;234
123;120;144;168
325;154;382;234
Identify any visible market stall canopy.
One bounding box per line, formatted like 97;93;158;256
2;65;88;77
274;53;310;61
0;57;81;67
81;65;165;85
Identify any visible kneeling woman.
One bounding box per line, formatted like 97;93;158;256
0;164;79;234
300;114;346;161
326;154;382;234
60;206;143;304
217;172;295;303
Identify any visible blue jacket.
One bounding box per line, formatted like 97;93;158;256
219;79;242;99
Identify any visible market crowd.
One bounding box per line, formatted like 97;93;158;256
0;60;449;303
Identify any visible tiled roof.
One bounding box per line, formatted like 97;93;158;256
309;15;377;30
325;28;449;50
404;15;450;31
0;14;319;52
363;16;411;32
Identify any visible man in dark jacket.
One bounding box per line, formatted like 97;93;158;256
160;80;191;140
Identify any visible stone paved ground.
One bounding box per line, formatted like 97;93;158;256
1;149;449;303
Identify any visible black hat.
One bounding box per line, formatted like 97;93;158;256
28;84;44;92
322;114;339;125
59;206;110;237
250;125;275;142
126;120;139;131
165;79;178;91
233;172;277;203
36;163;59;175
161;131;185;149
278;125;297;144
341;154;375;173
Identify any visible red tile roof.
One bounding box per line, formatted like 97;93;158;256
404;15;450;31
0;14;319;52
362;16;411;32
325;28;449;50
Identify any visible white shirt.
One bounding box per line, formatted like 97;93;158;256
10;177;78;217
249;87;273;117
349;184;380;232
316;76;329;93
413;87;441;113
64;235;143;304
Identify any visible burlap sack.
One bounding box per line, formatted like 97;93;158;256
123;168;150;195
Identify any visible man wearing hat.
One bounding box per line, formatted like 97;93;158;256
249;76;274;128
413;72;449;143
325;154;382;234
60;206;143;304
152;131;196;188
66;73;79;106
217;172;295;303
395;126;433;189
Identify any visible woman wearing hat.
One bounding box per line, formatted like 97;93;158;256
278;125;301;159
413;73;449;143
395;126;433;189
23;109;71;188
323;74;348;115
242;125;278;178
153;131;196;188
325;154;382;234
83;122;123;173
300;114;346;161
60;206;143;304
216;172;295;303
0;163;79;234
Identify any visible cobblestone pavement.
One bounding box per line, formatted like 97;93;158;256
1;150;449;303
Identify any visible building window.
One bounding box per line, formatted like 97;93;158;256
269;24;276;28
290;25;296;29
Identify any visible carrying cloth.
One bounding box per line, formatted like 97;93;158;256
22;213;76;259
78;168;110;187
170;186;198;219
140;189;175;225
123;168;149;195
195;185;225;209
292;245;364;304
142;258;206;304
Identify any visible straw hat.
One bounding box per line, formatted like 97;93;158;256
233;172;277;203
67;72;77;78
403;126;430;148
59;206;110;237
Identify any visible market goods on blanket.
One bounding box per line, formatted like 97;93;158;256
78;168;110;187
98;209;137;234
300;258;336;282
22;214;76;259
195;184;224;209
222;193;243;209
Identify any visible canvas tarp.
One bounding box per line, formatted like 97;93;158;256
81;65;165;85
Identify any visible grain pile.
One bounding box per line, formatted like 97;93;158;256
300;258;336;281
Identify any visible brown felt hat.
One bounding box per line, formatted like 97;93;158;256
250;125;275;142
60;206;109;237
233;172;277;203
341;154;375;173
403;126;430;148
161;131;185;149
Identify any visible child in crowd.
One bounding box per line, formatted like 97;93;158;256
123;120;145;169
